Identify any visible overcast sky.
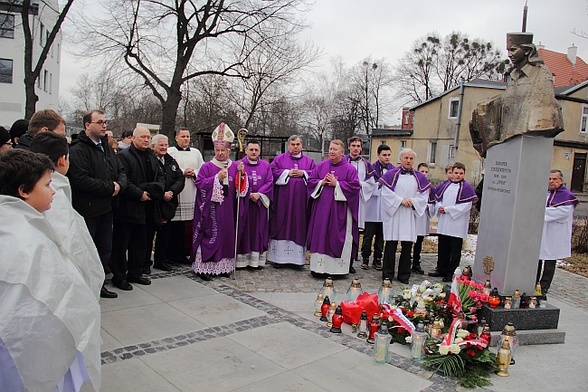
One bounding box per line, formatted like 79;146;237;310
60;0;588;120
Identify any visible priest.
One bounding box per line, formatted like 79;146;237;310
537;169;578;298
268;135;316;267
379;148;431;284
236;140;274;268
307;140;360;276
191;123;248;280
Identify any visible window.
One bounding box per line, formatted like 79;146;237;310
40;23;44;46
43;69;48;91
428;141;437;164
380;140;386;145
581;105;588;134
0;58;13;83
0;13;15;39
449;144;456;160
448;98;460;118
49;73;53;94
400;140;406;149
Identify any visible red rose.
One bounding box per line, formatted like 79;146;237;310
467;349;476;357
397;327;406;334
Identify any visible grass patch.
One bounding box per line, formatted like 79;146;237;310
561;253;588;278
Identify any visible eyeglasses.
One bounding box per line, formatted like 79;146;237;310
90;120;108;125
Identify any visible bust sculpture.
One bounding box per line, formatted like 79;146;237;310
470;32;563;157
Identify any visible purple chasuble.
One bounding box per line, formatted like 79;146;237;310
307;159;360;258
379;167;431;193
547;185;578;207
269;152;316;246
434;180;478;204
192;160;241;264
237;158;274;254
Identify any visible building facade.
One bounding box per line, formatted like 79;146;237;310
0;0;61;126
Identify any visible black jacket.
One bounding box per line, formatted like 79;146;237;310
115;144;165;224
158;153;185;220
68;131;127;218
14;131;33;150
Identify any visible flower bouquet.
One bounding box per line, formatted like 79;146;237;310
423;318;497;388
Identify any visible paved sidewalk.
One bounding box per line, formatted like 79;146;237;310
96;254;588;391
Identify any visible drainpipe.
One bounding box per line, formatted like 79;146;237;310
454;81;465;150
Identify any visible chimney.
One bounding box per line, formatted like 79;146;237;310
536;41;545;51
568;45;577;66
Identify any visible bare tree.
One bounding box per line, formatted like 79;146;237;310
435;32;507;91
227;34;319;130
76;0;309;136
394;35;441;104
394;32;507;105
349;57;394;134
10;0;75;118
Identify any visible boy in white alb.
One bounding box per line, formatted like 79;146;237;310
429;162;478;282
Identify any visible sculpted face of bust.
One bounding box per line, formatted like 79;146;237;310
508;44;529;69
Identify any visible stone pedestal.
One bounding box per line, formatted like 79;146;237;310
473;135;554;295
479;303;560;331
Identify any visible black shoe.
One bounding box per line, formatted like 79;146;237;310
411;266;424;274
442;276;453;282
100;285;118;298
154;262;172;272
112;279;133;291
373;259;382;271
199;273;212;281
398;278;409;284
128;275;151;285
349;265;356;274
142;266;152;275
428;271;444;277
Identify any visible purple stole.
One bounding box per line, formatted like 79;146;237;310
372;161;395;181
434;180;478;204
547;185;578;207
379;167;431;193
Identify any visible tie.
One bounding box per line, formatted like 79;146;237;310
97;141;104;152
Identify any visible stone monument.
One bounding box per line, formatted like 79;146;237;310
470;32;563;297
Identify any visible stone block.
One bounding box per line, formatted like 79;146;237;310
489;329;566;346
479;303;560;331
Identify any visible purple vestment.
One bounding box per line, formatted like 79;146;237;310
237;158;274;255
379;167;431;194
547;185;578;207
191;160;244;275
269;152;316;246
434;180;478;204
307;159;360;258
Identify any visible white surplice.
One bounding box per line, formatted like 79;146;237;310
167;146;204;221
381;175;429;242
539;193;574;260
436;183;472;239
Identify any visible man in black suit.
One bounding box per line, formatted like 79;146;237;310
112;126;164;290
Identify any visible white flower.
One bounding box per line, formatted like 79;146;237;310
439;293;446;299
405;336;413;344
457;329;469;338
439;345;449;355
455;337;464;343
450;344;461;355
